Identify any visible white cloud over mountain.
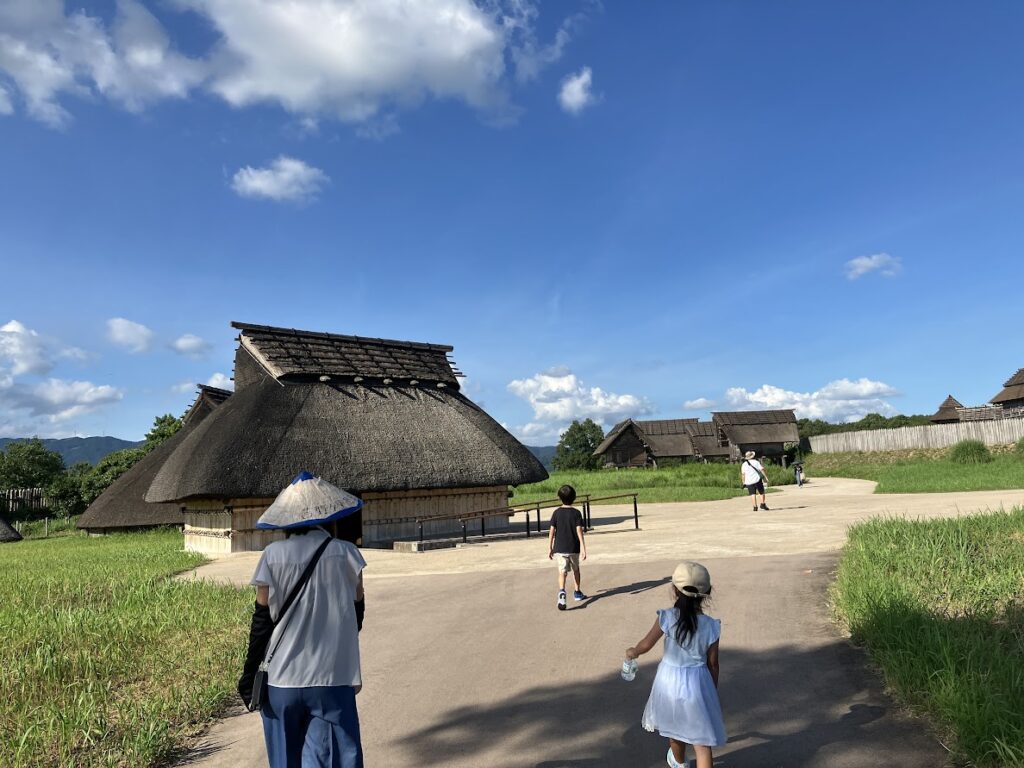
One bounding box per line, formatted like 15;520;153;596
0;0;590;129
712;377;900;422
507;367;651;443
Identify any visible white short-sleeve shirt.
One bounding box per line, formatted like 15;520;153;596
741;459;765;485
251;528;366;688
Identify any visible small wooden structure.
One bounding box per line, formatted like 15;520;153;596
711;410;799;461
684;420;733;462
77;385;233;534
146;322;547;553
593;418;698;468
929;395;963;424
990;368;1024;410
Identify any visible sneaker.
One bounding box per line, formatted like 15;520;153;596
573;590;587;601
557;591;566;610
760;503;770;510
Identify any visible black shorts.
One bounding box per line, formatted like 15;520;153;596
745;481;765;495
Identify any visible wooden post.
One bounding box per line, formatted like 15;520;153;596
633;495;639;530
45;517;49;538
480;516;486;537
525;510;530;538
536;504;541;533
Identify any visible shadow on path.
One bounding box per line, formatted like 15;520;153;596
571;578;670;610
403;642;942;768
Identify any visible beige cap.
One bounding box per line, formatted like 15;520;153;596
672;561;711;597
744;450;756;459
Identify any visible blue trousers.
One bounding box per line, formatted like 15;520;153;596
261;685;363;768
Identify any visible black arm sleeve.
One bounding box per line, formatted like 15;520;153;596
237;601;274;705
354;598;365;632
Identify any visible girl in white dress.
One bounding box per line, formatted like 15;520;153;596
626;562;727;768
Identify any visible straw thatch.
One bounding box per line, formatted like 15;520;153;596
148;322;545;502
712;410;799;448
684;421;732;458
77;385;231;532
594;418;698;465
0;514;22;543
991;368;1024;407
930;395;963;424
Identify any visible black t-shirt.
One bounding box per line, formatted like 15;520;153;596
550;506;584;554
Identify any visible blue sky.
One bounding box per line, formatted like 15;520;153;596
1;0;1023;443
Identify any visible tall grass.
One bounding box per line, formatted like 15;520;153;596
805;451;1024;493
832;509;1024;766
0;530;252;768
512;463;794;505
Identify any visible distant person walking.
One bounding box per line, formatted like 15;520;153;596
741;450;769;511
626;561;727;768
238;472;367;768
548;484;588;610
794;462;804;487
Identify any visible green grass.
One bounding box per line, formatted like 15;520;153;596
511;463;794;505
832;509;1024;766
805;451;1024;493
0;530;252;768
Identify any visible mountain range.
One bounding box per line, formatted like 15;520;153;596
0;436;143;466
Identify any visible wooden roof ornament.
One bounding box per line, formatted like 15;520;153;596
929;395;964;423
77;384;233;532
991;368;1024;405
146;322;546;503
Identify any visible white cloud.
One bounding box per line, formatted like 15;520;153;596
106;317;154;353
844;252;902;280
683;397;715;410
0;84;12;115
0;320;53;376
0;1;586;130
558;66;596;114
231;156;328;202
0;375;124;428
206;372;234;391
171;380;196;395
719;377;900;423
507;367;651;443
170;333;212;358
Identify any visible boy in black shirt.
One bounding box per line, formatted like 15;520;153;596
547;484;588;610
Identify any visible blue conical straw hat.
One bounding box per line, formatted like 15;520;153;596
256;471;363;530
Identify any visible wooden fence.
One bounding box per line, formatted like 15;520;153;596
809;418;1024;454
0;487;48;516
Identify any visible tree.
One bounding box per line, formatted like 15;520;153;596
144;414;182;448
0;438;65;490
553;419;605;471
46;463;92;517
80;447;148;506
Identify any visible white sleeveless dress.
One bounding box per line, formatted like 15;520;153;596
641;610;727;747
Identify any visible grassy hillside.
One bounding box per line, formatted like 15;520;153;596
0;436;142;466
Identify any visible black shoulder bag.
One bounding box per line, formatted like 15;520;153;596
238;535;332;712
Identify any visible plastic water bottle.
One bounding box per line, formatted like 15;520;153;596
621;658;638;681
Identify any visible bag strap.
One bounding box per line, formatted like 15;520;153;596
264;534;333;664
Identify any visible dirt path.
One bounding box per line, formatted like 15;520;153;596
177;479;1022;767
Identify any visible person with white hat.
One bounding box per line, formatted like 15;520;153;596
237;471;367;768
625;561;727;768
740;450;769;512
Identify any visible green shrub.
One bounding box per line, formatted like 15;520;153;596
1016;437;1024;457
949;440;993;464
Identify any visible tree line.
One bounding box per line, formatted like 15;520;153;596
0;415;182;520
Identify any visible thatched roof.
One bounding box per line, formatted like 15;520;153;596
712;410;799;445
593;419;697;459
991;368;1024;405
930;395;963;424
233;321;463;388
0;514;22;543
147;376;546;501
594;419;634;456
77;385;231;531
684;421;732;457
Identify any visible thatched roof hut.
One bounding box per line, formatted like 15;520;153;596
929;395;963;424
147;322;547;552
77;385;231;533
0;514;22;543
593;418;698;467
684;421;732;461
711;410;799;460
991;368;1024;409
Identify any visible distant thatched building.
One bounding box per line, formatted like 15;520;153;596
684;420;733;462
929;395;963;424
0;514;22;543
77;385;232;534
146;322;547;553
593;419;698;468
711;410;799;461
991;368;1024;410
